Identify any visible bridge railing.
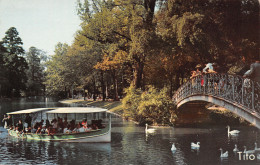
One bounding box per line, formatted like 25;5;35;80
173;73;260;115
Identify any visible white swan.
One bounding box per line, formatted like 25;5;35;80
191;142;200;148
171;143;176;151
243;146;255;154
219;148;228;158
227;125;240;135
257;153;260;160
233;144;239;152
254;142;260;151
145;123;156;133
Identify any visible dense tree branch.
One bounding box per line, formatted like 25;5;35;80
112;31;132;41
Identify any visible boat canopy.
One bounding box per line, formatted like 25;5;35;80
46;107;108;114
7;108;54;115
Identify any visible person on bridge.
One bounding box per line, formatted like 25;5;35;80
190;64;202;87
243;60;260;82
203;63;217;73
195;64;202;75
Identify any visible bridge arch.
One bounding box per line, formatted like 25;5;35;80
173;74;260;129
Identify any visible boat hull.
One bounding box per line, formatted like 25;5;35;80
8;125;111;142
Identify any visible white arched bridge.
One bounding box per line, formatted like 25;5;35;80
173;73;260;129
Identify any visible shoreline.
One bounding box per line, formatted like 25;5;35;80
59;99;249;128
59;99;166;127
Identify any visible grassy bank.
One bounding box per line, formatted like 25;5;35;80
60;99;123;115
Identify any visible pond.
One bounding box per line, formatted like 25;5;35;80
0;97;259;165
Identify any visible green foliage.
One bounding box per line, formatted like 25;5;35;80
122;85;177;125
2;27;24;55
122;85;143;121
138;86;176;124
45;43;69;96
1;27;28;97
26;47;46;96
0;42;9;96
44;0;258;123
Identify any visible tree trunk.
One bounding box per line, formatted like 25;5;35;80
133;61;144;89
170;77;173;98
175;71;180;90
106;81;109;100
83;87;86;100
100;71;105;101
92;77;96;101
111;70;119;101
71;85;74;99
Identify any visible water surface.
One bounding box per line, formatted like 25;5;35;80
0;97;259;165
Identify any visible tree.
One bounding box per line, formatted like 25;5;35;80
0;42;9;97
77;0;157;90
153;0;259;90
122;85;176;125
26;47;46;96
1;27;28;97
45;43;70;97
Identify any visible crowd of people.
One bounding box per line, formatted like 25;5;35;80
190;60;260;90
3;114;104;136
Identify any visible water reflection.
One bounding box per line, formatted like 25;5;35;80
0;98;259;165
0;130;112;164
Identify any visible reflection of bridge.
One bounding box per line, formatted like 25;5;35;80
173;74;260;129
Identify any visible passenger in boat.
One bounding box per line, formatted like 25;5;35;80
82;119;88;128
58;118;64;133
3;115;12;129
26;127;32;133
72;123;80;133
91;123;98;130
52;118;58;130
46;125;51;135
41;126;47;134
8;125;13;130
46;119;50;128
97;119;103;129
40;119;44;126
36;123;42;134
32;122;39;133
77;123;85;133
46;125;56;135
15;126;23;135
63;117;68;128
63;125;71;134
70;119;76;130
16;120;23;133
2;115;8;128
24;114;32;128
85;125;92;132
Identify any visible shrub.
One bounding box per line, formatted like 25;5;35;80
122;85;177;125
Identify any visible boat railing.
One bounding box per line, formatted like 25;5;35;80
8;123;109;136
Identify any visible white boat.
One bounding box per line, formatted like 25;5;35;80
6;107;111;142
